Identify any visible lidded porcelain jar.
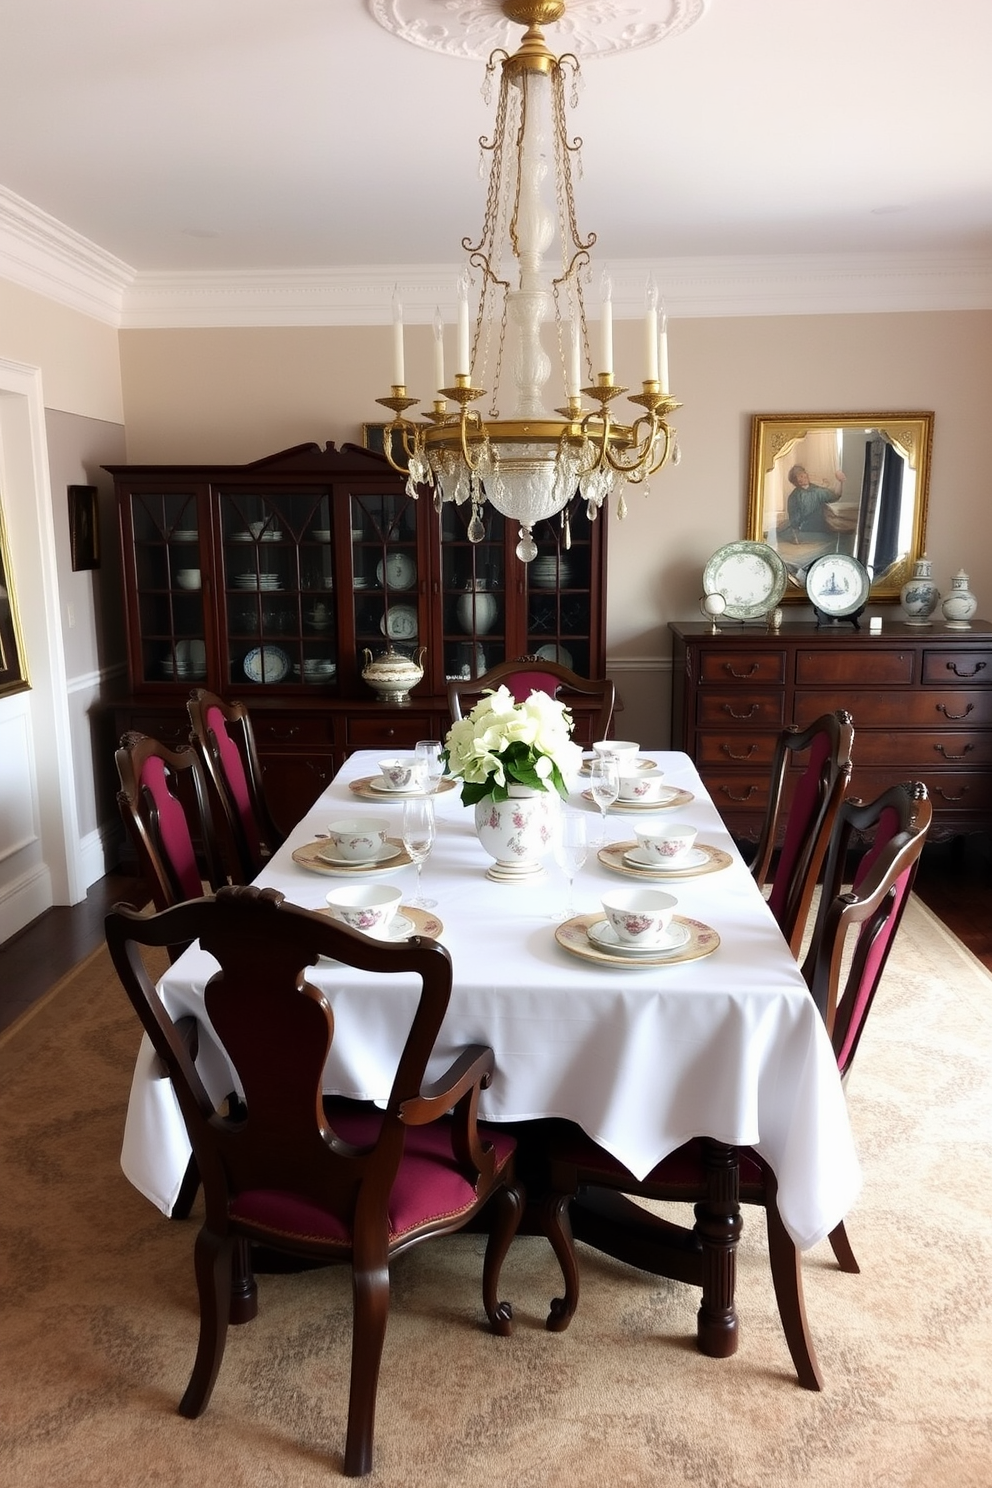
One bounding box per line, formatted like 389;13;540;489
941;569;978;629
456;579;498;636
900;555;940;625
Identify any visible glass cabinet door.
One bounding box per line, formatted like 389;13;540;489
218;485;338;689
525;501;595;677
350;491;422;667
128;491;207;685
439;501;506;680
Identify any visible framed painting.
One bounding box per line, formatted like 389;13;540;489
746;412;934;601
0;494;29;697
68;484;100;570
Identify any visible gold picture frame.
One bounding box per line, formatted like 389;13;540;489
746;412;934;601
0;491;29;698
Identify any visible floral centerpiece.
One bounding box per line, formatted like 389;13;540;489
442;685;582;805
442;685;583;881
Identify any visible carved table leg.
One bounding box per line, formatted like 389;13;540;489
692;1140;741;1357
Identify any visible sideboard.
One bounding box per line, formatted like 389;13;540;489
669;619;992;844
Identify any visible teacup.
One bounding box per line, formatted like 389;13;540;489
325;882;402;935
601;887;677;946
633;820;698;864
324;817;388;862
378;756;425;791
617;769;668;803
176;568;201;590
592;739;639;765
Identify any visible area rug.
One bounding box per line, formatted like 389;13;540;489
1;896;990;1487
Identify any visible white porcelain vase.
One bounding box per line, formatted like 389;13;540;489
456;580;498;636
473;784;558;882
900;555;940;625
941;569;978;628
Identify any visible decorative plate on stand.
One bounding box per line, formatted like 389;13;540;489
703;541;787;620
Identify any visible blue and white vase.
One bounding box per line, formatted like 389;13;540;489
900;556;940;625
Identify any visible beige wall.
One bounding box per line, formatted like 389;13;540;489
119;310;992;661
0;279;123;422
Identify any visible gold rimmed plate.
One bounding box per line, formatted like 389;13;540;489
348;775;457;801
316;905;443;941
555;912;720;969
598;841;733;880
582;786;695;812
292;837;411;876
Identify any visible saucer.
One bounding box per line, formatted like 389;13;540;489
583;786;695;812
292;837;411;876
316;906;443;946
598;842;733;881
623;846;708;871
317;841;402;868
587;919;691;956
349;775;456;801
555;913;720;969
369;776;423;795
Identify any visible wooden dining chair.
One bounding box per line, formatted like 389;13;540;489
186;689;285;882
539;780;931;1391
105;885;522;1478
447;656;616;746
750;709;855;956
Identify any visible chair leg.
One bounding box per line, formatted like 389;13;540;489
344;1259;390;1478
482;1181;523;1336
764;1201;823;1391
542;1190;580;1332
827;1219;860;1274
179;1227;234;1418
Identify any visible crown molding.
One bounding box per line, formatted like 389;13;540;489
0;185;133;326
2;184;991;329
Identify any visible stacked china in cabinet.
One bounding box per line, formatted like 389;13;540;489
109;442;609;828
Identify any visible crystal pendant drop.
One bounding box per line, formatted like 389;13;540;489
467;507;486;543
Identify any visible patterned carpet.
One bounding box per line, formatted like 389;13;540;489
1;897;990;1487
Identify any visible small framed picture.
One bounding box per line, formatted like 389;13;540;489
68;485;100;571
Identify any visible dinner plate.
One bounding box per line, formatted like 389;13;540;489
702;540;787;620
380;605;418;641
623;845;709;871
316;905;443;943
582;786;695;812
292;837;411;876
244;645;290;683
172;529;198;542
349;775;457;801
316;841;403;868
598;841;733;881
555;912;720;969
587;918;692;957
804;552;872;617
534;642;573;669
376;552;417;589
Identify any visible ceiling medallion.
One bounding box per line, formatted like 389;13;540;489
367;0;708;61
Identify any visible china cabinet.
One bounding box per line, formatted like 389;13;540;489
670;619;992;845
109;442;608;825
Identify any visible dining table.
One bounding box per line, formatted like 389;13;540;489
120;747;861;1355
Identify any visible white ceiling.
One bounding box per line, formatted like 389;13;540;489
2;0;991;322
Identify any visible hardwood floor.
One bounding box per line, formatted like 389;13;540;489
0;839;988;1037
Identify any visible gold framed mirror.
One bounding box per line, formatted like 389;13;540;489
746;412;934;602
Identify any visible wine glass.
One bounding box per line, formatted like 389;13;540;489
553;810;588;922
415;739;445;794
588;754;620;845
402;796;436;909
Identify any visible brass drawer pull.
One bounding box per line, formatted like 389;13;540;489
719;784;758;802
934;786;968;802
266;726;300;742
946;660;987;678
723;663;759;679
934;743;974;760
936;702;974;720
722;703;759;720
721;743;757;760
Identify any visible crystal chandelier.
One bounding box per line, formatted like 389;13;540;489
375;0;681;563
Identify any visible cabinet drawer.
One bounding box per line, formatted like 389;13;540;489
252;715;337;748
701;770;779;813
794;689;992;729
697;693;785;728
699;651;786;685
853;730;992;767
795;648;914;686
347;714;437;750
921;650;992;685
695;731;780;767
852;767;992;816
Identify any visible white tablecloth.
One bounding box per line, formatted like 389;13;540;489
121;750;860;1250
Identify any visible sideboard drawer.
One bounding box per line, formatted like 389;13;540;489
853;730;992;767
697;693;785;728
852;768;992;817
794;689;992;729
699;651;786;686
347;714;437;750
921;650;992;685
252;715;337;748
795;648;914;686
695;731;780;767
